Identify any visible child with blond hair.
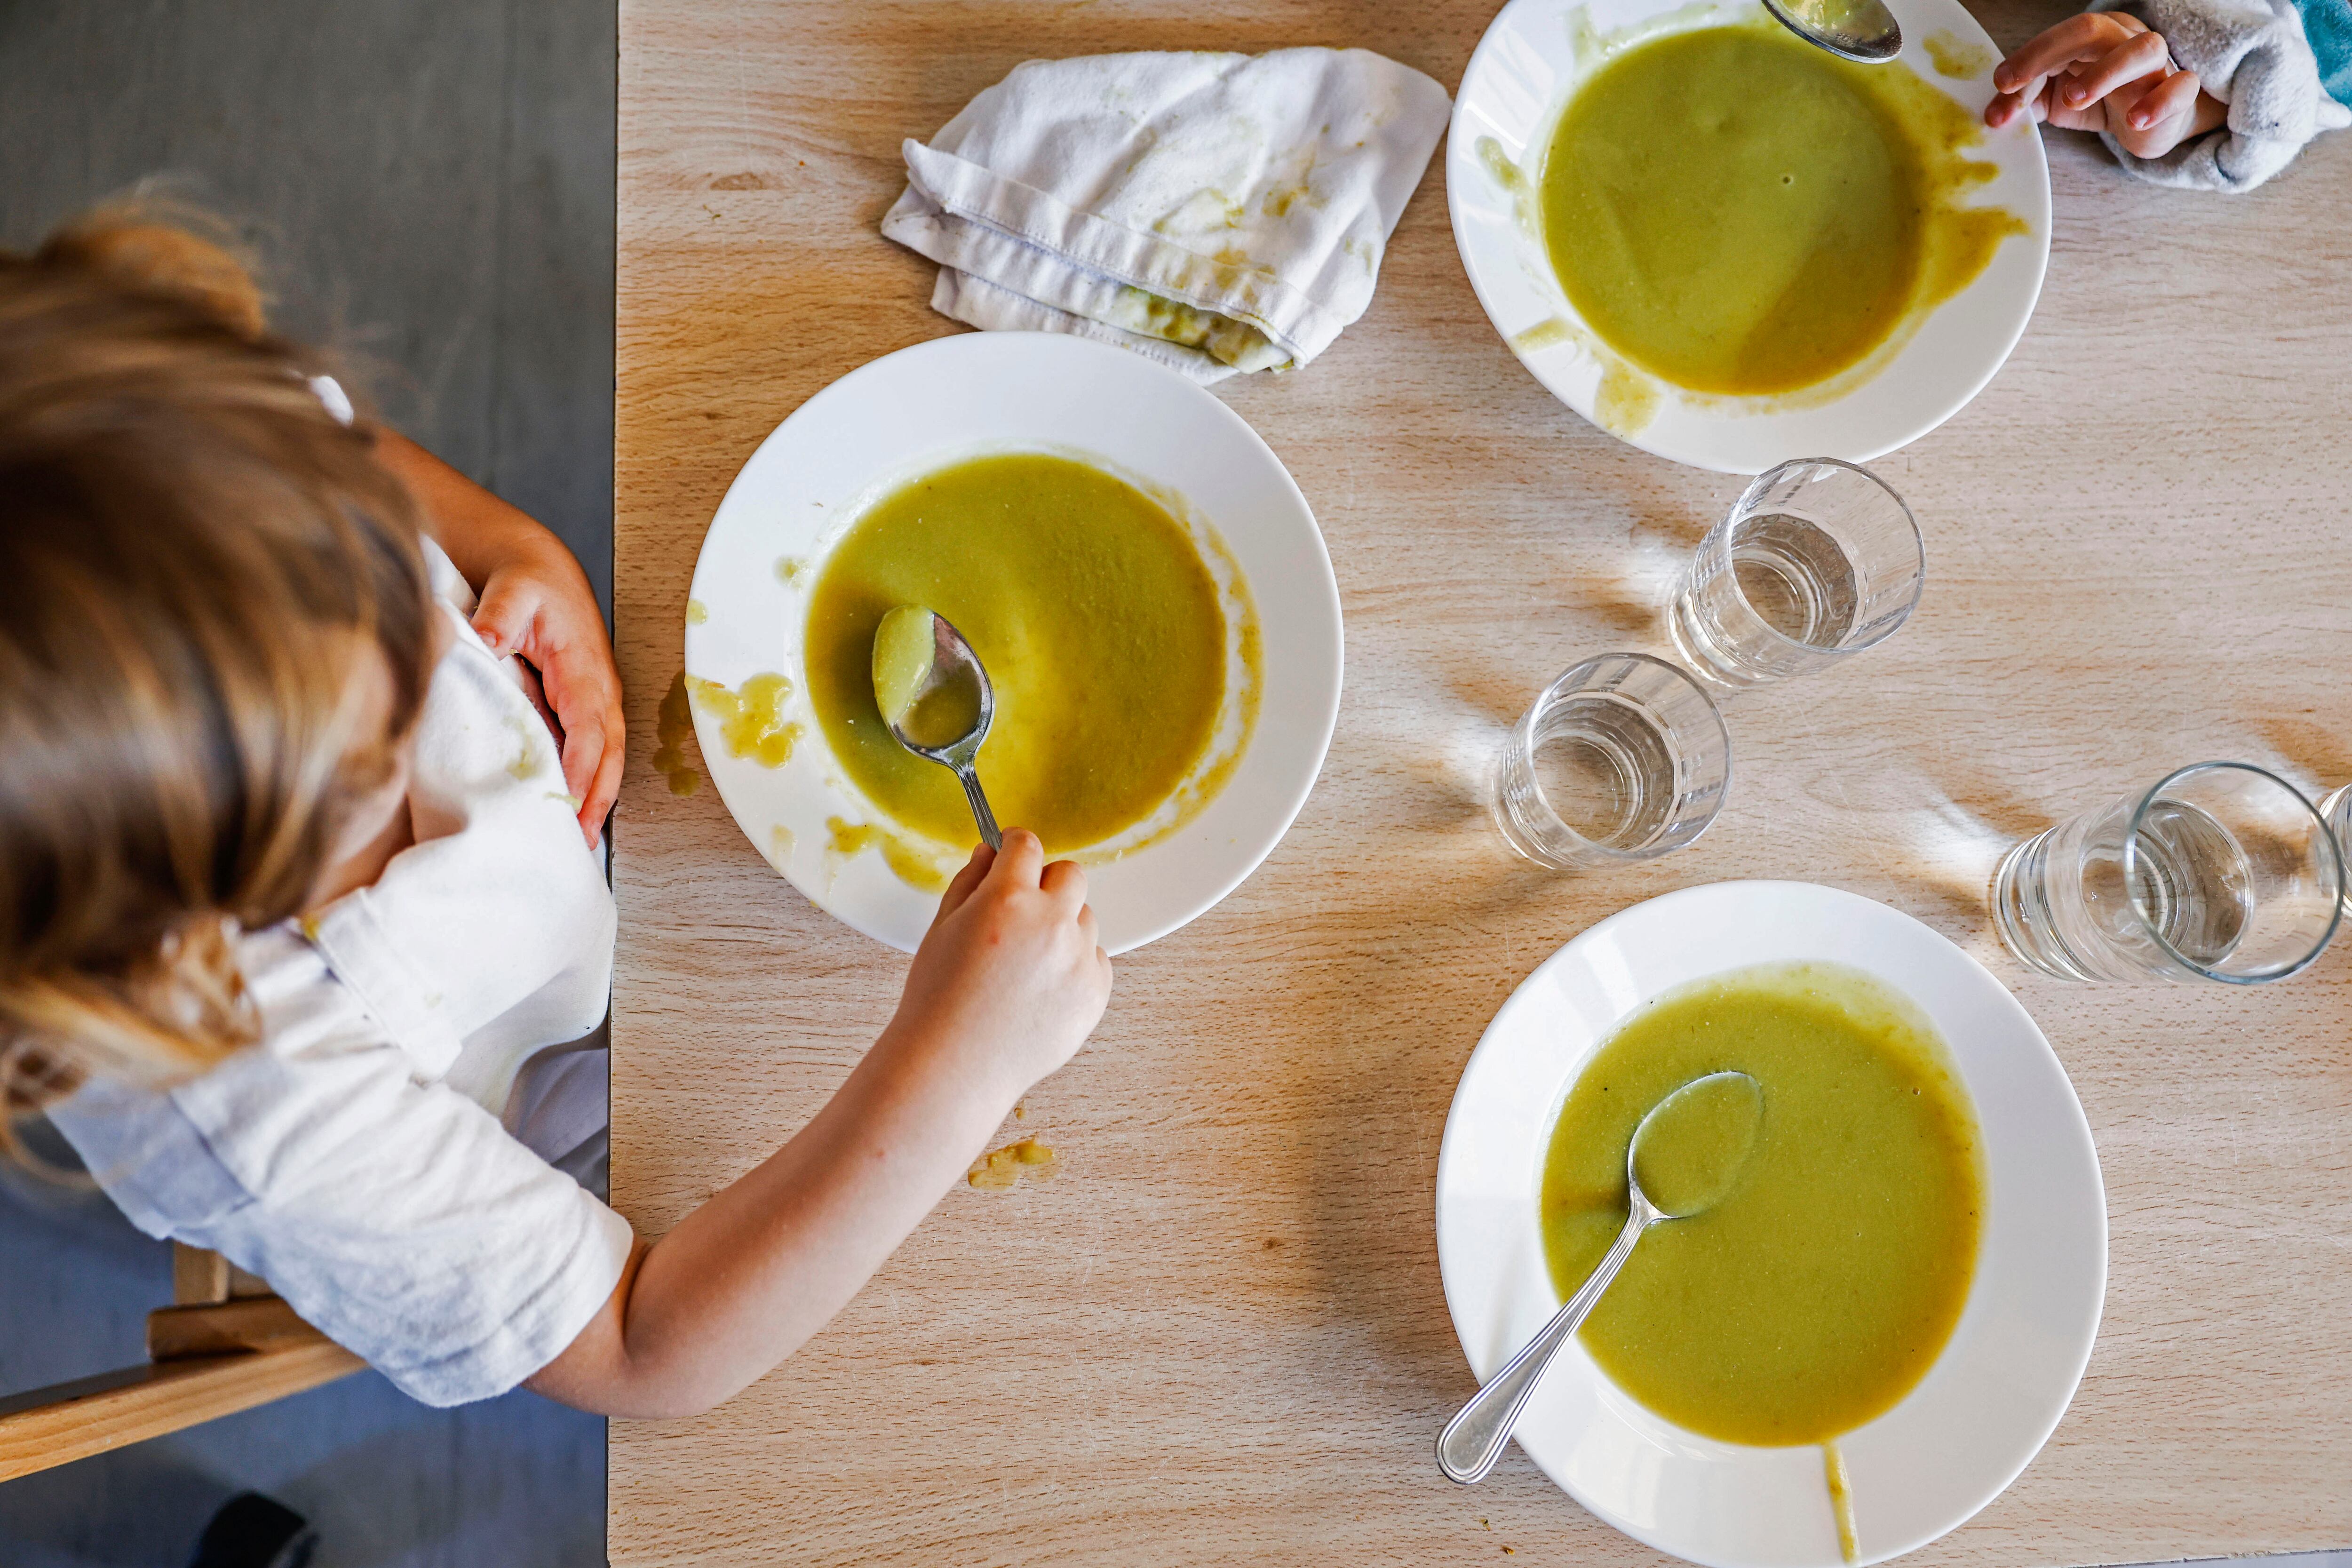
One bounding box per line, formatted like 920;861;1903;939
0;207;1109;1415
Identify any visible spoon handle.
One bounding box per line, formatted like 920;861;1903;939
1436;1203;1653;1484
954;762;1003;852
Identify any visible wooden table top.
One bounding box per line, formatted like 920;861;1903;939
612;3;2352;1562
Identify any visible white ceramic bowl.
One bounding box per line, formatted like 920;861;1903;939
1449;0;2052;472
683;331;1343;955
1435;882;2106;1567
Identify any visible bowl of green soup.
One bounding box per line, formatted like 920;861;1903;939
1435;882;2105;1566
1449;0;2050;471
682;331;1343;954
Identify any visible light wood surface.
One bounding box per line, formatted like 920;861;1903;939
0;1343;364;1484
171;1242;231;1306
612;3;2352;1562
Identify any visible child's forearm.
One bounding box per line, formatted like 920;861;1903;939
373;430;585;595
532;835;1110;1417
526;1016;1024;1419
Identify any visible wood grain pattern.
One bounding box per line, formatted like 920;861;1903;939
0;1343;364;1484
613;3;2352;1562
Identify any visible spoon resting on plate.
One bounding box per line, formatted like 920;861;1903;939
1435;1069;1765;1484
1764;0;1902;63
872;604;1002;851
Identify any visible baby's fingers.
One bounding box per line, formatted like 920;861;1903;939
2057;31;2169;112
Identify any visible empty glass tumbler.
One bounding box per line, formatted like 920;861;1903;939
1669;458;1924;687
1494;652;1732;870
1992;762;2344;984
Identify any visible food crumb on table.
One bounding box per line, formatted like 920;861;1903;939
969;1136;1057;1190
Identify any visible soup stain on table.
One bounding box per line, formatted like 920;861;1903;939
652;671;703;796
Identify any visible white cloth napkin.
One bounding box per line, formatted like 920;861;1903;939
881;48;1451;383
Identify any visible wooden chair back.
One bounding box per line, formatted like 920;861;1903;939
0;1244;362;1484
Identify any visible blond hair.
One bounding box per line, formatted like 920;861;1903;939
0;205;433;1154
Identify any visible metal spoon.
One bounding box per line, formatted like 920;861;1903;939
1436;1070;1764;1485
1763;0;1902;64
871;605;1001;851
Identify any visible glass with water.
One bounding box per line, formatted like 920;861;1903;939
1992;762;2344;984
1669;458;1924;687
2322;782;2352;911
1494;653;1731;870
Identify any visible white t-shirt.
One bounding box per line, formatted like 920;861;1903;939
49;538;633;1408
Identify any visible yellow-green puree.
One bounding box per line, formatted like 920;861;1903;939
1538;21;2026;396
1542;962;1985;1446
807;453;1250;856
1632;1071;1764;1217
869;605;938;729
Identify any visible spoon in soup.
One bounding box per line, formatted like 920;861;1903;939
1436;1069;1764;1484
871;604;1001;851
1763;0;1902;63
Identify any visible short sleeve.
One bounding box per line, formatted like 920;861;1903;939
47;928;635;1408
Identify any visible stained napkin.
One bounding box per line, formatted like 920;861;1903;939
881;48;1451;383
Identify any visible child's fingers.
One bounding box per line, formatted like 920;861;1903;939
2122;66;2201;131
932;844;994;925
1985;83;2049;127
987;828;1047;889
1040;858;1088;911
557;707;601;799
471;573;544;658
1992;11;2141;93
2058;32;2168;111
531;638;625;839
571;716;623;844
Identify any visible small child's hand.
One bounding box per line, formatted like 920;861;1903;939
888;830;1112;1102
1986;12;2225;159
469;539;625;839
373;430;623;844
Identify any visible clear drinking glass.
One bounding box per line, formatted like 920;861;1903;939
1668;458;1924;688
2322;783;2352;911
1991;763;2344;984
1494;653;1732;869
